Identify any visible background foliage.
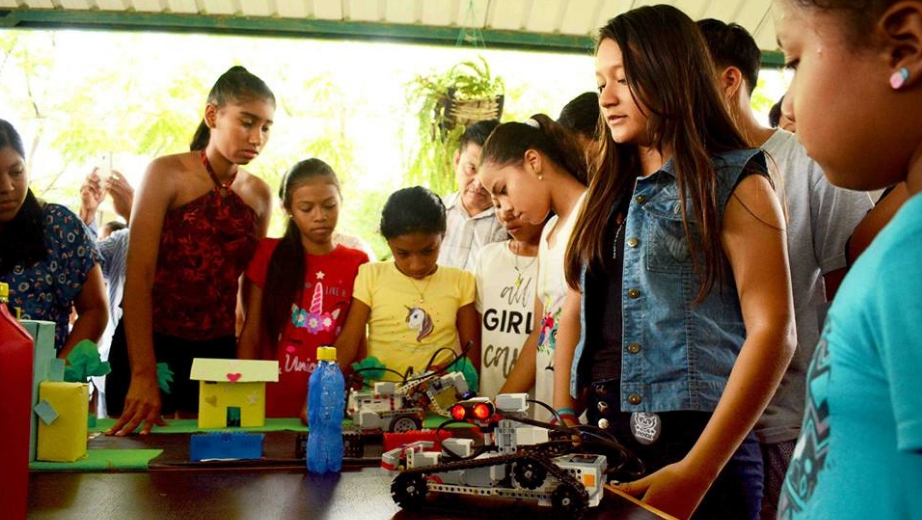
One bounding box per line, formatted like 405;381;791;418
403;57;505;196
0;29;786;259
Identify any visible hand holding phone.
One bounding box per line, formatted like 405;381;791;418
97;152;112;184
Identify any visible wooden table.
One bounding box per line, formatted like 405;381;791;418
28;470;671;520
27;424;673;520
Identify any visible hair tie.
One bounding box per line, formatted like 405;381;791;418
523;118;540;129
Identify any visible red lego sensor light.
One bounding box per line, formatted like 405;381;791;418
449;399;495;423
473;403;492;420
451;404;467;421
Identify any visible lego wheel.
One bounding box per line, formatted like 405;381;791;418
512;459;547;490
391;472;428;510
389;415;422;433
551;482;587;518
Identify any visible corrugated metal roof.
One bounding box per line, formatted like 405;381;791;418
0;0;780;62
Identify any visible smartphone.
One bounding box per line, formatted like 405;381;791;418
97;152;112;183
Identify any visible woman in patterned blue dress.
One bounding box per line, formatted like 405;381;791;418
0;119;108;356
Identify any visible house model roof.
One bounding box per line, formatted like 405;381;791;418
190;358;279;384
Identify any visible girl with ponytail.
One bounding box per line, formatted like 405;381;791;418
106;66;276;435
477;114;588;421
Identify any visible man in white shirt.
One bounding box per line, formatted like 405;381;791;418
438;120;507;271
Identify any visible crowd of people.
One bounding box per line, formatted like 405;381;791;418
2;2;920;519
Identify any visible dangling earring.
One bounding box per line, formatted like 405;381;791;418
890;67;910;90
538;175;544;181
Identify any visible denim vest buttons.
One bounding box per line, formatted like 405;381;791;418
570;148;767;413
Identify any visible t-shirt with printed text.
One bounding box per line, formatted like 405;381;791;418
475;240;538;399
246;239;368;418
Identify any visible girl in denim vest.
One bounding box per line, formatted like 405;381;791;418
559;6;796;519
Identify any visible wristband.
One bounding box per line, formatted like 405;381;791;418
551;413;579;425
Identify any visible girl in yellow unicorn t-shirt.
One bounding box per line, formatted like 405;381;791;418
335;186;479;380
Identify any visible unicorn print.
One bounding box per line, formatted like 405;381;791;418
405;305;434;342
290;281;339;334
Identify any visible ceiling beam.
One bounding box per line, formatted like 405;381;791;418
0;8;784;65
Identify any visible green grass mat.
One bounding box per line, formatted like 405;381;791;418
90;415;470;434
90;418;309;434
29;449;163;471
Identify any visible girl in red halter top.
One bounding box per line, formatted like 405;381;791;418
107;66;275;435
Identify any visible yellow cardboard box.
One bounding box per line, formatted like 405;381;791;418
190;358;278;429
36;381;88;462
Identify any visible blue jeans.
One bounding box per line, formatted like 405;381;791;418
588;379;764;520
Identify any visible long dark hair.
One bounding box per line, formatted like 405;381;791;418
565;5;750;302
0;119;46;276
380;186;446;240
189;66;276;152
479;114;589;185
557;93;602;142
261;159;341;346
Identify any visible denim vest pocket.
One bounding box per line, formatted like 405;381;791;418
642;197;696;273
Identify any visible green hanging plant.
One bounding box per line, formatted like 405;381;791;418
403;56;505;195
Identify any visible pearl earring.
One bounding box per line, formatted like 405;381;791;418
890;67;910;90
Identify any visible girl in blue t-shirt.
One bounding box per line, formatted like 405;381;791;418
774;1;922;519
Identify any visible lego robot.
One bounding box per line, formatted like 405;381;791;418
347;370;471;433
386;393;608;518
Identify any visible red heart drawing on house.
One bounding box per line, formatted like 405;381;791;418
227;373;242;383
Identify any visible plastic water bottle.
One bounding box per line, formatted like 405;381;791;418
307;346;345;473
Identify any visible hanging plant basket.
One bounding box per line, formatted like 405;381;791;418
405;56;506;194
435;88;505;139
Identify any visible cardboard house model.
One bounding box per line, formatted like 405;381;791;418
190;358;279;429
22;320;66;461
